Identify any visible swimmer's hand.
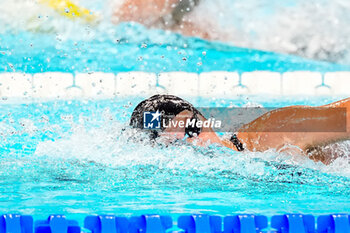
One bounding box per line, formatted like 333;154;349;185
112;0;180;26
185;114;225;147
186;132;222;147
159;110;233;149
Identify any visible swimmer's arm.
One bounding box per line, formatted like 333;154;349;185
185;113;239;151
186;134;239;151
219;138;239;151
113;0;180;25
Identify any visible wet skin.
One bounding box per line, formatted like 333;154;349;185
112;0;212;39
160;98;350;164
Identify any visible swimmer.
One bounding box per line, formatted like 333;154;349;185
130;94;350;165
112;0;213;39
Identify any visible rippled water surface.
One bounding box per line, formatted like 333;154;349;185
0;96;349;221
0;0;349;73
1;0;350;222
2;0;350;64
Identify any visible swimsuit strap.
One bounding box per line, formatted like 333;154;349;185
230;134;244;151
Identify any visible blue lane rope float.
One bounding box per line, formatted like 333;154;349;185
84;215;129;233
128;215;173;233
223;215;268;233
0;213;350;233
271;214;315;233
178;214;222;233
317;214;350;233
0;214;33;233
34;215;80;233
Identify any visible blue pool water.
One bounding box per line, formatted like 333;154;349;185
1;26;349;74
1;0;350;224
1;96;350;222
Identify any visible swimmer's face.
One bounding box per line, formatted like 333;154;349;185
129;94;221;145
159;110;193;142
158;110;222;146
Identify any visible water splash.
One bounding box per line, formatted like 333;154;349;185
0;97;350;217
183;0;350;63
1;0;350;64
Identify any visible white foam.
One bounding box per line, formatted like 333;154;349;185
1;0;350;63
188;0;350;63
33;120;350;180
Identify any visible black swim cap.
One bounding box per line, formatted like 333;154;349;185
130;94;202;138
